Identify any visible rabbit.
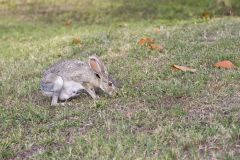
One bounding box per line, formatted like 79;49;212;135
40;55;117;106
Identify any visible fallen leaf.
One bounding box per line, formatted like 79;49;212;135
172;65;196;72
148;44;164;52
65;19;72;26
214;60;236;69
154;28;161;33
201;11;211;19
72;38;81;44
118;23;128;27
138;37;154;46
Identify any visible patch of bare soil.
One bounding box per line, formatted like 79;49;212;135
9;144;44;160
186;92;240;122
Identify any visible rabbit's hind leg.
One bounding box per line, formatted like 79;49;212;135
51;92;60;106
48;75;64;106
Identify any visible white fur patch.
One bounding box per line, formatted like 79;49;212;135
59;81;84;100
41;76;63;96
53;76;64;91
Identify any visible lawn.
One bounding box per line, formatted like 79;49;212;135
0;0;240;159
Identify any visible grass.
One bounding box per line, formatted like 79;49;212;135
1;0;240;24
0;0;240;159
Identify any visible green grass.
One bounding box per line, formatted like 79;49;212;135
0;0;240;159
1;0;240;24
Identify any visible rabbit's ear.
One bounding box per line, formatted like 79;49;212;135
88;55;108;75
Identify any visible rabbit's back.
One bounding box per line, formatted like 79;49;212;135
43;60;90;78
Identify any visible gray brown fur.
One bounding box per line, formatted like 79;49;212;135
40;56;117;106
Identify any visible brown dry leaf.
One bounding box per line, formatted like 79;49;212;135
72;38;81;44
138;37;164;52
65;19;72;26
201;11;211;19
118;23;128;27
214;60;236;69
154;28;161;33
172;65;197;73
148;44;164;52
138;37;155;46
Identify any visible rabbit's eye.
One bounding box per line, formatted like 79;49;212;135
108;82;113;86
95;73;100;79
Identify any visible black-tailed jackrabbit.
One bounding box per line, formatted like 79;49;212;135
40;55;117;106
